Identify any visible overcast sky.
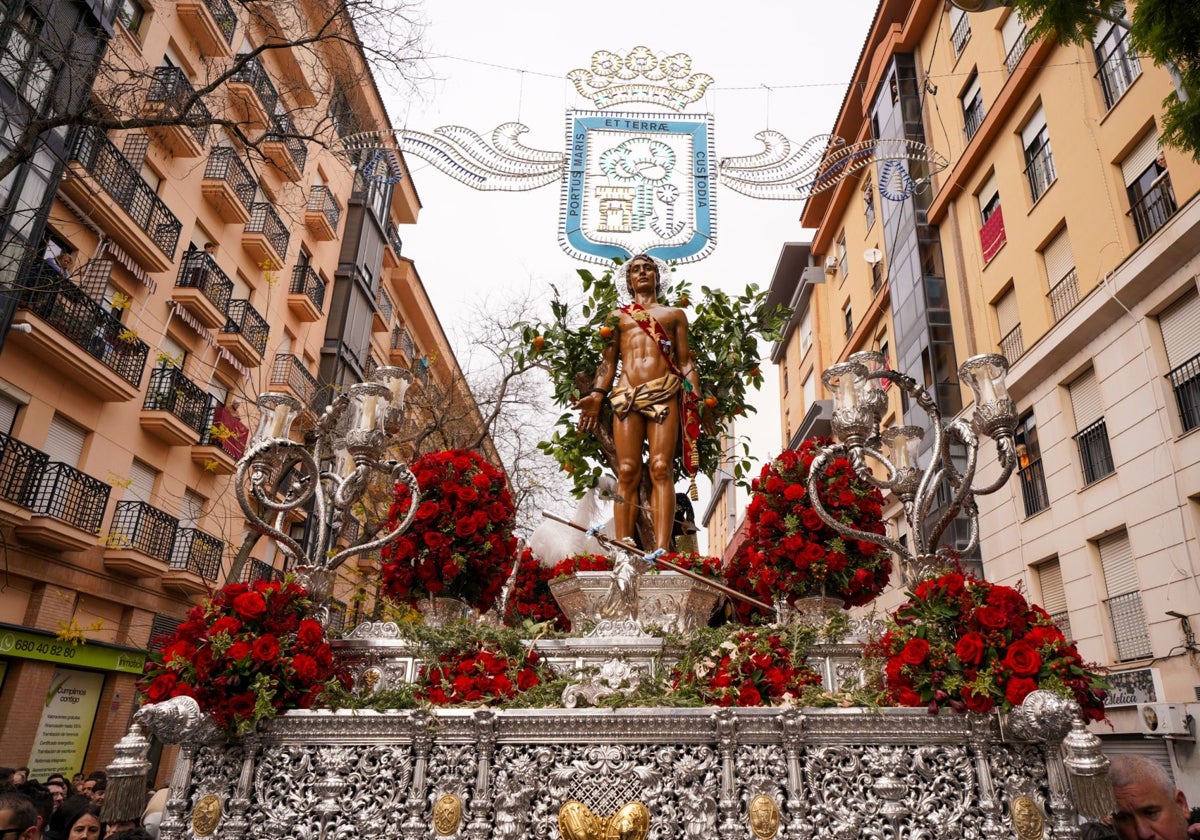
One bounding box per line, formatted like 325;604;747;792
381;1;878;543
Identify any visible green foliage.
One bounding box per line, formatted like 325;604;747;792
516;260;789;495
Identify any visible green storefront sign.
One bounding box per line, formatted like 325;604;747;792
0;627;145;674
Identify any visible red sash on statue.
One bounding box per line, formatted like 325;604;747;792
621;303;702;499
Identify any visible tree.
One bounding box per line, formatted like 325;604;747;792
1012;0;1200;157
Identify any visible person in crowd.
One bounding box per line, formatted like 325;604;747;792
46;797;100;840
11;771;28;787
139;789;167;840
102;819;138;839
16;783;50;837
0;792;40;840
1110;754;1200;840
108;830;151;840
42;779;67;814
69;778;84;798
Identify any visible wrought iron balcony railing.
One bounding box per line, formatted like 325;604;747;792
951;13;971;56
241;557;282;585
1004;29;1029;74
1167;351;1200;433
266;113;308;172
19;275;150;387
1074;418;1115;486
376;286;394;324
230;55;278;118
1095;34;1141;110
390;324;415;358
143;365;213;435
1024;142;1055;202
245;202;290;262
70;126;182;259
200;403;249;459
176;250;233;314
1105;589;1152;661
222;299;270;358
1048;610;1073;643
963;96;985;141
28;462;111;534
1048;269;1079;322
170;527;224;580
1128;173;1178;243
1018;458;1049;518
0;432;48;508
289;264;326;312
386;222;403;257
146;66;212;146
203;147;257;210
110;500;179;563
199;0;237;44
306;184;340;230
999;325;1023;364
269;353;320;408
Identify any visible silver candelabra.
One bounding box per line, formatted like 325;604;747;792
808;351;1019;581
234;366;421;622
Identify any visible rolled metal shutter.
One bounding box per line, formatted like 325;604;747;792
1042;227;1074;284
996;288;1019;336
1121;131;1160;186
1069;368;1103;429
44;415;86;467
1099;531;1139;597
1159;288;1200;369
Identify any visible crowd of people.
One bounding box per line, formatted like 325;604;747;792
0;767;163;840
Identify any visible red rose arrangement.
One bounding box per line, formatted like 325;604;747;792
419;642;544;706
878;572;1107;720
670;628;823;707
551;551;724;581
137;580;341;734
551;552;614;578
505;547;570;630
726;437;891;618
380;449;518;613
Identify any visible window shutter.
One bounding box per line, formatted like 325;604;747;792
1001;10;1026;54
1020;106;1047;149
962;73;981;108
208;379;229;405
1159;288;1200;369
1042;228;1075;284
0;393;19;434
128;459;157;503
1037;559;1067;614
800;307;812;355
159;333;186;368
44;415;86;467
1099;531;1139;597
180;490;204;528
1121;131;1160;186
803;372;816;408
977;172;998;213
1069;368;1103;429
996;288;1019;335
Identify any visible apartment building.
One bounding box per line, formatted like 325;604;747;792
0;0;463;778
778;0;1200;787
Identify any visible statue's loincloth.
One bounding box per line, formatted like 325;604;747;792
609;373;681;423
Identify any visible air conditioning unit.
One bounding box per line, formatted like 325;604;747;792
824;256;838;275
1138;703;1193;737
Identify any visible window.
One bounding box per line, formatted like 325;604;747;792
1093;5;1139;109
117;0;146;33
950;6;971;56
1123;131;1176;243
978;173;1000;223
1069;368;1114;485
1014;411;1049;517
1035;558;1072;641
127;458;157;503
802;371;815;411
0;7;54;111
842;301;853;339
44;414;86;467
799;307;812;357
978;173;1005;261
1002;10;1028;73
961;72;984;141
863;177;876;230
1043;227;1078;321
180;489;204;528
1098;530;1150;661
837;233;847;278
1159;288;1200;432
1021;107;1054;201
995;287;1022;363
0;393;20;434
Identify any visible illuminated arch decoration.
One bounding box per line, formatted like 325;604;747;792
345;47;950;265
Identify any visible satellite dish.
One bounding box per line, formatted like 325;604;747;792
863;248;883;265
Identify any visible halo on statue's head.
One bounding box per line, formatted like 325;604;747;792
615;255;672;306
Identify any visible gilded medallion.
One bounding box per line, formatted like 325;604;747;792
1010;795;1045;840
558;800;650;840
192;793;222;837
432;793;462;835
748;794;781;839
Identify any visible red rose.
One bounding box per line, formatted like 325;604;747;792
1005;677;1038;706
208;616;241;637
424;532;448;550
455;518;478;538
516;667;540;691
900;638;931;666
974;606;1008;630
954;632;986;666
737;683;763;706
227;691;257;720
896;688;924;707
1003;642;1043;677
226;641;252;663
963;686;994;713
252;635;280;663
146;673;177;702
297;619;324;647
232;592;267;620
416;500;441;520
292;653;319;683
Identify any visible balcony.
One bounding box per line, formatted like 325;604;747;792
1004;28;1028;75
1128;173;1178;243
0;432;48;519
217;299;269;366
389;324;415;365
13;275;149;401
269;353;320;410
174;250;232;328
242;202;289;268
1074;418;1115;485
1095;34;1141;110
287;264;325;322
141;366;214;446
63;127;182;271
263;113;307;181
143;66;211;157
1024;141;1055;203
227;56;278;131
1017;458;1049;518
1048;269;1079;322
241;557;282;585
1105;589;1152;661
164;528;224;596
201;147;257;223
383;222;403;267
15;462;111;552
373;286;394;332
1167;352;1200;434
963;95;985;142
193;403;249;475
105;500;179;578
304;185;340;241
999;324;1023;364
174;0;236;57
951;13;971;57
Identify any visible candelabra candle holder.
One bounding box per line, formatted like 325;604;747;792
235;366;419;624
810;352;1019;581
